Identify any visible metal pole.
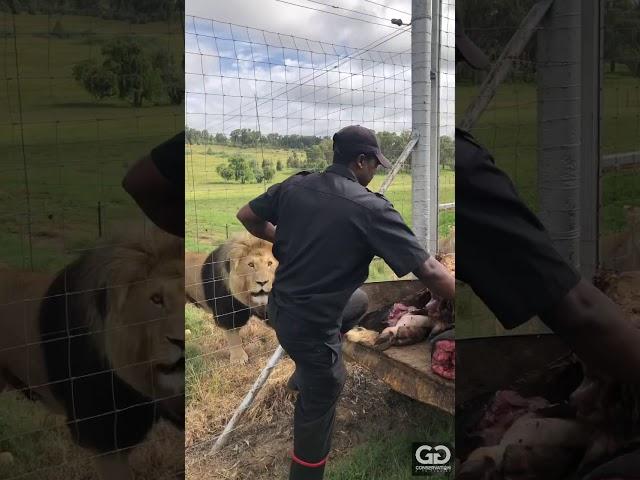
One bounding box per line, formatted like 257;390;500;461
537;0;582;268
429;0;441;252
209;346;285;455
412;0;435;254
580;0;603;278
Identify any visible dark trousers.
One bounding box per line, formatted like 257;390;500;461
269;289;369;480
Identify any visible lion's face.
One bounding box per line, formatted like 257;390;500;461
227;246;277;308
106;259;185;402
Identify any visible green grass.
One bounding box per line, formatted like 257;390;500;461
456;71;640;339
186;143;455;282
0;13;182;272
326;411;453;480
0;392;90;479
456;72;640;234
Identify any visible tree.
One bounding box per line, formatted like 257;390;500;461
440;135;454;170
287;151;302;168
216;164;234;182
72;59;117;100
151;49;183;105
262;160;276;182
73;38;172;107
304;145;324;166
101;38;161;107
253;163;265;183
51;19;69;39
228;154;254;184
215;133;227;145
276;159;283;171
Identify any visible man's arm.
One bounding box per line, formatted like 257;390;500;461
236;204;276;243
541;279;640;384
122;154;183;237
412;257;455;300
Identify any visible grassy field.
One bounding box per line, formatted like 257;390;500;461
456;72;640;234
0;13;183;479
456;71;640;339
185;143;455;282
0;13;182;272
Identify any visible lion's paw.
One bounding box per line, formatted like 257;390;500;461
229;347;249;364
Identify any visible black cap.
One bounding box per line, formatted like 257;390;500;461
456;15;490;70
333;125;392;169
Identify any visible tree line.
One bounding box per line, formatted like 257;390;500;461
457;0;640;83
192;126;454;185
8;0;181;23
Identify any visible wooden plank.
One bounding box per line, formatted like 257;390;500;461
458;0;554;131
342;328;454;414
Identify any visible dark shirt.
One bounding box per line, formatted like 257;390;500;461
456;128;580;328
249;163;429;338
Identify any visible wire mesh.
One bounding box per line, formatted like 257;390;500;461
184;1;455;476
599;1;640;271
0;5;184;480
457;0;640;339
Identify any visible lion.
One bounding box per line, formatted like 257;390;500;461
185;232;277;364
0;226;184;479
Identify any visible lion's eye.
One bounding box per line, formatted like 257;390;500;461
268;261;273;267
151;293;164;305
248;262;255;269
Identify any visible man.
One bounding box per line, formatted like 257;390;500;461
122;131;185;238
237;125;455;480
456;17;640;479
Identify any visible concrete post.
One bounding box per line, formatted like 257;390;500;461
537;0;582;268
412;0;436;254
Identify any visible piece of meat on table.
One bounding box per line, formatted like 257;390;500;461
374;321;432;350
459;417;591;479
472;390;550;446
431;338;455;380
387;302;418;327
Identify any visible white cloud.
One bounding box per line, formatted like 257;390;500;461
185;0;455;137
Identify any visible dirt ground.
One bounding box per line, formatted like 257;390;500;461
595;270;640;328
184;311;449;480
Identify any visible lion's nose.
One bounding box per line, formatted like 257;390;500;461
256;280;268;286
166;336;185;351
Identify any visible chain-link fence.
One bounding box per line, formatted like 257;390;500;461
0;5;184;479
184;1;455;476
456;0;640;338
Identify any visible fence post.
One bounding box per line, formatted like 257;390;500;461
412;0;436;254
429;0;441;251
580;0;603;279
537;0;582;268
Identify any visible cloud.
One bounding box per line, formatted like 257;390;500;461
186;0;455;136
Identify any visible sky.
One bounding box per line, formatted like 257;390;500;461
185;0;455;137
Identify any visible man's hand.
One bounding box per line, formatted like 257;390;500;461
541;279;640;384
412;256;455;300
236;204;276;243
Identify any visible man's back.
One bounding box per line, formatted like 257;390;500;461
249;163;428;334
